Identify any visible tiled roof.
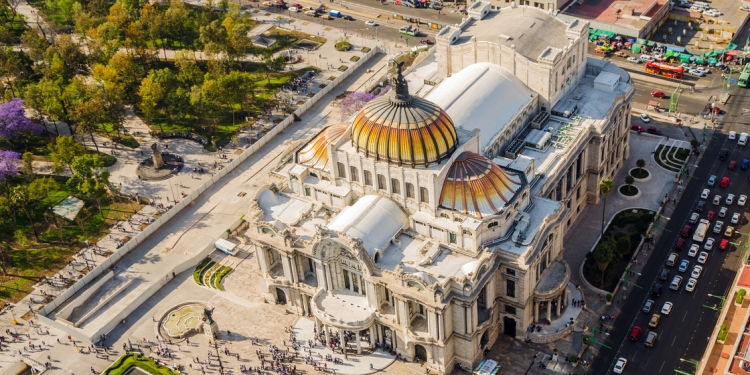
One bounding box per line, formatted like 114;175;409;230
296;122;348;172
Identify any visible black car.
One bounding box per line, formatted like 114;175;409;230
658;268;670;281
651;284;663;297
720;148;729;161
342;15;354;20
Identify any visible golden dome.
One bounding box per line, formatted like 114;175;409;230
440;152;523;219
296;122;348;172
350;62;458;167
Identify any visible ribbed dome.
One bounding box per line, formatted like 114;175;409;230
297;122;348;172
440;152;523;218
350;62;458;167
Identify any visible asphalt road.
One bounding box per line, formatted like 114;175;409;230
591;81;750;374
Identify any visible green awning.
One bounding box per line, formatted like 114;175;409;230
695;57;705;64
708;57;717;65
632;43;642;53
646;41;656;46
679;53;692;62
728;42;739;51
636;38;648;44
665;50;677;58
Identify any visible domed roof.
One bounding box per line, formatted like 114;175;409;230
296;122;348;172
439;152;523;218
350;62;458;167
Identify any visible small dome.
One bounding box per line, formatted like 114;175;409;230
296;123;348;172
350;62;458;167
440;152;523;218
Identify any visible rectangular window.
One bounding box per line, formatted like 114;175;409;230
406;183;414;198
506;280;516;298
391;178;400;194
505;305;517;315
420;187;429;203
449;233;457;244
506;268;516;276
304;187;311;196
364;171;373;186
350;166;359;182
337;162;346;178
377;174;386;190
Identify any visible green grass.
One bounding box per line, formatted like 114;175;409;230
362;47;371;53
114;136;140;149
211;266;232;290
350;56;360;62
103;353;180;375
192;257;212;286
338;65;349;71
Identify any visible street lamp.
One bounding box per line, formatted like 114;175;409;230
704;293;726;312
675;358;700;375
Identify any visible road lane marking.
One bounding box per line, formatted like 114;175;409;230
659;360;666;373
683;310;689;321
672;335;677;346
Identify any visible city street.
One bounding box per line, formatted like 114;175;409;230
591;72;750;374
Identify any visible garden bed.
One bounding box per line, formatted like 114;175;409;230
103;353;180;375
630;168;650;179
619;185;639;196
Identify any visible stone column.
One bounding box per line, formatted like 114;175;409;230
347;272;354;292
325;263;333;291
355;331;362;354
256;246;269;274
324;325;331;346
556;295;561;316
546;301;551;321
534;301;539;323
377;324;383;344
438;313;444;341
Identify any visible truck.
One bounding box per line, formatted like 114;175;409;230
399;25;419;36
693;219;710;242
329;10;341;17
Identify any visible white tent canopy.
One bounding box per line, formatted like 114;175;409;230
215;238;239;255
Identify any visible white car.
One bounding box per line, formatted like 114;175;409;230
739;195;747;206
681;63;691;69
701;189;710;199
688;244;700;257
732;212;741;224
729;131;737;140
661;301;673;315
364;20;377;26
614;357;627;374
698;251;708;264
742;4;750;11
686;278;697;292
689;69;706;77
627;57;641;64
706;8;723;15
719;207;728;217
288;6;300;11
691;265;703;279
713;195;722;205
726;194;735;205
713;221;724;234
704;238;715;250
640;113;651;123
689;212;700;224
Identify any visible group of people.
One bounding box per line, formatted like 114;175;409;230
280;73;314;95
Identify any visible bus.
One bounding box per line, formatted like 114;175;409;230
693;219;710;242
738;63;750;88
645;61;684;80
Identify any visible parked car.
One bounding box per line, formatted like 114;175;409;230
704;238;715;250
627;57;642;63
696;201;705;212
720;239;730;250
614;358;627;374
741;4;750;11
659;268;670;280
707;211;715;221
698;251;708;263
708;175;717;186
721;177;730;188
689;212;700;224
631;124;645;132
701;189;710;199
691;265;703;279
719;207;728;217
649;313;661;328
679;259;690;272
651;91;666;98
364;20;377;26
713;220;724;234
729;131;737;140
647;127;662;135
629;326;642;341
645;330;658;347
729;161;737;171
720;149;729;160
739;195;747;206
689;69;706;77
670;276;683;290
661;302;673;315
725;226;735;237
675;238;686;250
732;212;741;224
688;244;699;257
713;195;722;205
686;278;697;292
726;194;735;205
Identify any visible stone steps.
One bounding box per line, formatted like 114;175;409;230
541;353;577;374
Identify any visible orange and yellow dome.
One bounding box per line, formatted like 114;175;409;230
350;62;458;167
296;122;348;172
440;152;523;218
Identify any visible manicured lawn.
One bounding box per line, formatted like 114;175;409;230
103;353;180;375
262;27;327;54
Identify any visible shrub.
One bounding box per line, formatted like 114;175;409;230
569;355;579;363
606;293;614;302
193;257;213;286
737;289;746;304
718;325;728;341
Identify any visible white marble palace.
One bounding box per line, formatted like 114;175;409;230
245;2;634;372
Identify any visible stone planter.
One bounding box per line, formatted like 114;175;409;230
617;185;640;200
629;167;651;182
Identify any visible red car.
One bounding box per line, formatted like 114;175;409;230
647;127;662;135
675;238;685;250
291;2;301;7
707;211;715;221
720;239;729;250
631;124;645;132
651;91;666;98
630;326;642;341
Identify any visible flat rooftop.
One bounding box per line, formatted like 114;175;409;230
562;0;669;33
456;7;571;61
378;233;476;282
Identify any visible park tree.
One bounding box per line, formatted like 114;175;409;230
599;178;614;237
48;135;85;174
137;70;166;124
119;0;149;15
20;30;50;63
44;0;76;24
139;4;165;59
72;3;97;41
0;98;43;142
592;243;614;286
0;150;20;185
163;0;190;49
217;71;254;125
615;234;631;257
690;139;700;149
20;152;32;180
69;154;110;215
70;81;108;152
174;50;204;87
33;78;75;134
0;47;34;100
624;175;634;193
199;20;228;58
44;34;88;79
262;51;286;83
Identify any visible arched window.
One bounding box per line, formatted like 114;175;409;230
391;179;401;195
350;166;359;182
405;183;414;198
364;170;373;186
420;187;429;203
377;174;386;190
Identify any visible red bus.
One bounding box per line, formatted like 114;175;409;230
645;61;683;79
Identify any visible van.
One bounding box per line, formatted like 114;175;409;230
666;252;678;267
693;1;710;9
644;331;658;347
739;133;748;146
640;54;654;62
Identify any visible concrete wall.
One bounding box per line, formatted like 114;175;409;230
36;48;384;343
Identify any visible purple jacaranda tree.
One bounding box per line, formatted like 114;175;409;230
0;150;20;183
0;99;43;140
340;92;377;121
